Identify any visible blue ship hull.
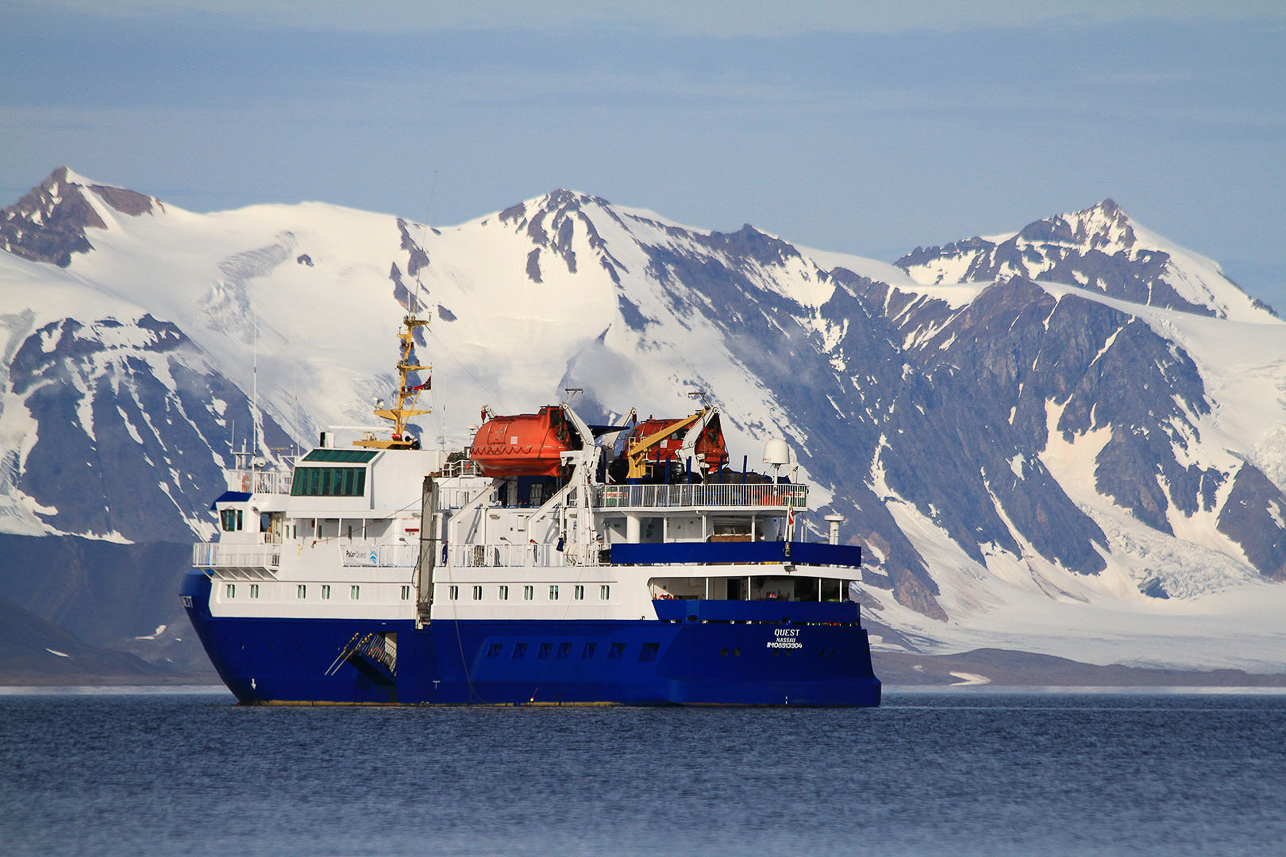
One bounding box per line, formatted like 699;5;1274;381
181;571;881;706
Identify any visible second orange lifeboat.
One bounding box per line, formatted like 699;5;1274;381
469;405;583;478
625;412;728;475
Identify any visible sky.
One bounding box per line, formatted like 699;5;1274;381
2;1;1284;307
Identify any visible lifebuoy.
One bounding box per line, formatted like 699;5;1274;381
241;473;252;491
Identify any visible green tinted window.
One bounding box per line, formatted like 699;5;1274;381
302;449;378;463
289;466;368;497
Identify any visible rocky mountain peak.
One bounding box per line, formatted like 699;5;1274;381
1024;197;1137;254
1;167;159;267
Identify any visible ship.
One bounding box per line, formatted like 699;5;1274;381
181;312;881;706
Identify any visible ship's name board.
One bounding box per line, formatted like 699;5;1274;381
766;628;802;649
342;547;379;567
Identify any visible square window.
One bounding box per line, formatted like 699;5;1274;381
297;584;307;599
581;643;596;660
512;643;527;659
608;642;625;660
351;585;360;600
537;643;553;660
639;643;659;663
225;583;235;598
249;584;258;598
600;585;610;600
487;643;502;658
472;585;483;600
556;643;572;660
498;585;509;600
574;585;584;601
523;585;534;601
549;585;559;600
321;584;331;600
449;585;459;600
401;585;411;600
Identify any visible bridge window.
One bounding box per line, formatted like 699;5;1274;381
290;466;367;497
220;509;243;531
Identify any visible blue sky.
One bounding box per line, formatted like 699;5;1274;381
3;1;1284;307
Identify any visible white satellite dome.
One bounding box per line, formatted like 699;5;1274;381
762;438;791;466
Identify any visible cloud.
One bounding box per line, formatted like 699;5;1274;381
29;0;1286;36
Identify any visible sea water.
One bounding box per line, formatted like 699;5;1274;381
1;689;1283;856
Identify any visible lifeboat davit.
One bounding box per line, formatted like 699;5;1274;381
469;405;583;478
626;413;728;472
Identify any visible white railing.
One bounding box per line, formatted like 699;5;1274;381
592;482;807;509
194;540;419;569
449;542;604;568
193;542;281;569
224;468;294;494
440;459;482;478
438;485;494;510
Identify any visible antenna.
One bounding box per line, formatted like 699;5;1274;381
411;170;439;317
252;314;259;459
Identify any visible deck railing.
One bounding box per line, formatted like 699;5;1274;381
193;540;420;569
223;468;294;494
448;542;604;568
593;482;807;510
192;542;281;569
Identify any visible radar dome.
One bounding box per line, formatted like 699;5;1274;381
762;438;790;466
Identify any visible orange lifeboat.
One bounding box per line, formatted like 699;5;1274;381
625;412;728;475
469;405;583;478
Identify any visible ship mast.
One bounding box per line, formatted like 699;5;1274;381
354;313;432;450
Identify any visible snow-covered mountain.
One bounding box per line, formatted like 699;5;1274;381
4;167;1286;674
